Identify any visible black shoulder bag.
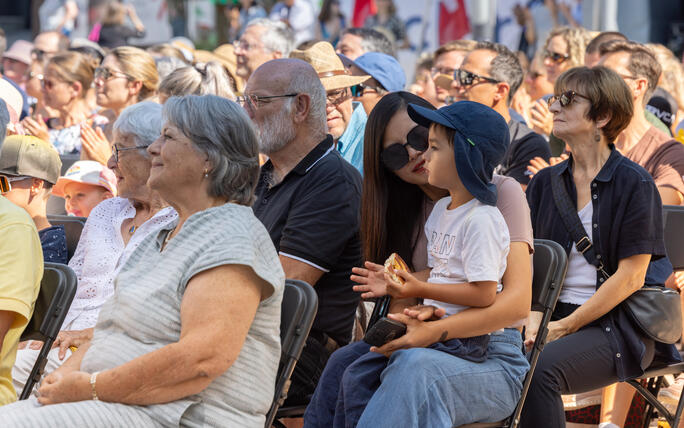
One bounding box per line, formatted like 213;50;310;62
550;173;682;344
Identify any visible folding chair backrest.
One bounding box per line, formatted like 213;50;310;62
19;262;78;399
663;205;684;270
508;239;568;428
46;215;86;262
265;279;318;427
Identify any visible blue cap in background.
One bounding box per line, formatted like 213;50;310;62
353;52;406;92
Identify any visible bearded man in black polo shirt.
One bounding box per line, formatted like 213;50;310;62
240;58;363;405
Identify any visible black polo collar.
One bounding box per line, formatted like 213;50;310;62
291;135;335;175
556;144;623;182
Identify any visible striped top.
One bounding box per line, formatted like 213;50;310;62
80;202;285;426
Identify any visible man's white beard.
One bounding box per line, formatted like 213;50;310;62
256;106;297;155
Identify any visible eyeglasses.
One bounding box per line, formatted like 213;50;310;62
350;83;381;97
380;125;429;170
547;90;591;108
543;50;570;64
236;93;298;110
233;39;262;52
41;78;65;90
430;66;457;77
454;69;501;87
28;71;44;81
326;88;350;106
112;144;151;163
94;67;131;82
31;48;57;61
0;175;30;193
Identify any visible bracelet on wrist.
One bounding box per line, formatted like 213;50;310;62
90;371;100;401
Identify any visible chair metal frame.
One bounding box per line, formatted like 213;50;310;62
265;279;318;428
624;204;684;428
459;239;568;428
19;262;78;399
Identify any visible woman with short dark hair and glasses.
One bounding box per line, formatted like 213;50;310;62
520;66;680;427
305;91;535;427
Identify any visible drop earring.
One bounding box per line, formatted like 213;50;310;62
203;168;209;178
594;127;601;143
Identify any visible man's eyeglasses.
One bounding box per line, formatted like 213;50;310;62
112;144;151;163
0;175;30;193
548;90;591;108
454;69;501;87
430;66;457;77
233;39;261;52
380;125;430;170
31;48;57;61
236;93;298;110
543;50;570;64
94;67;131;82
326;88;350;106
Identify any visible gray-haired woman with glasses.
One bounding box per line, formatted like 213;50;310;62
11;101;178;396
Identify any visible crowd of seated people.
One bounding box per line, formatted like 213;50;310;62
1;10;684;428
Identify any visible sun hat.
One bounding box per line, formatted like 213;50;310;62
353;52;406;92
407;100;510;206
290;41;370;91
3;40;33;66
52;160;117;197
0;135;62;184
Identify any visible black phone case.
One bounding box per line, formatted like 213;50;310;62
363;317;407;347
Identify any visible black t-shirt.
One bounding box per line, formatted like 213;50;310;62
497;120;551;185
253;136;362;346
39;225;68;264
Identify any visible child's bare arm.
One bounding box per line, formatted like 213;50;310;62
386;268;497;307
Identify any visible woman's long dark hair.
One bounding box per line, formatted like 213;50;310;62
361;91;436;270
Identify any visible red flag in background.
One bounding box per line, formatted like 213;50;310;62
353;0;377;27
439;0;470;45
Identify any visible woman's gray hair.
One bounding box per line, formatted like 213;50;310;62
159;62;235;100
113;102;162;149
247;18;295;57
163;95;260;205
155;56;189;81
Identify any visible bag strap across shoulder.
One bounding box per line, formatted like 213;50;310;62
550;173;610;280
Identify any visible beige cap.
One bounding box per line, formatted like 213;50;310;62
290;41;370;91
0;135;62;184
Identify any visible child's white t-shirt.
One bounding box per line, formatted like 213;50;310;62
423;197;510;316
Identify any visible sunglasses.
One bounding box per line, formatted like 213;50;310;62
454;69;500;87
547;90;591;108
94;67;131;81
380;125;429;170
544;50;570;64
350;83;381;97
0;175;30;193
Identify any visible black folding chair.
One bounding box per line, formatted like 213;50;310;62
19;262;77;399
47;215;86;262
265;279;318;428
459;238;568;428
623;204;684;428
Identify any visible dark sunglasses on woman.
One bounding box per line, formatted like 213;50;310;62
547;90;591;108
381;125;430;170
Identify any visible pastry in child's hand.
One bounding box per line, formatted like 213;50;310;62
384;253;409;284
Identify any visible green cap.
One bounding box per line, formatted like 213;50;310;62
0;135;62;184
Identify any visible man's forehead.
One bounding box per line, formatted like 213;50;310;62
242;26;264;41
246;70;288;93
435;50;467;68
599;51;631;70
463;49;496;69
